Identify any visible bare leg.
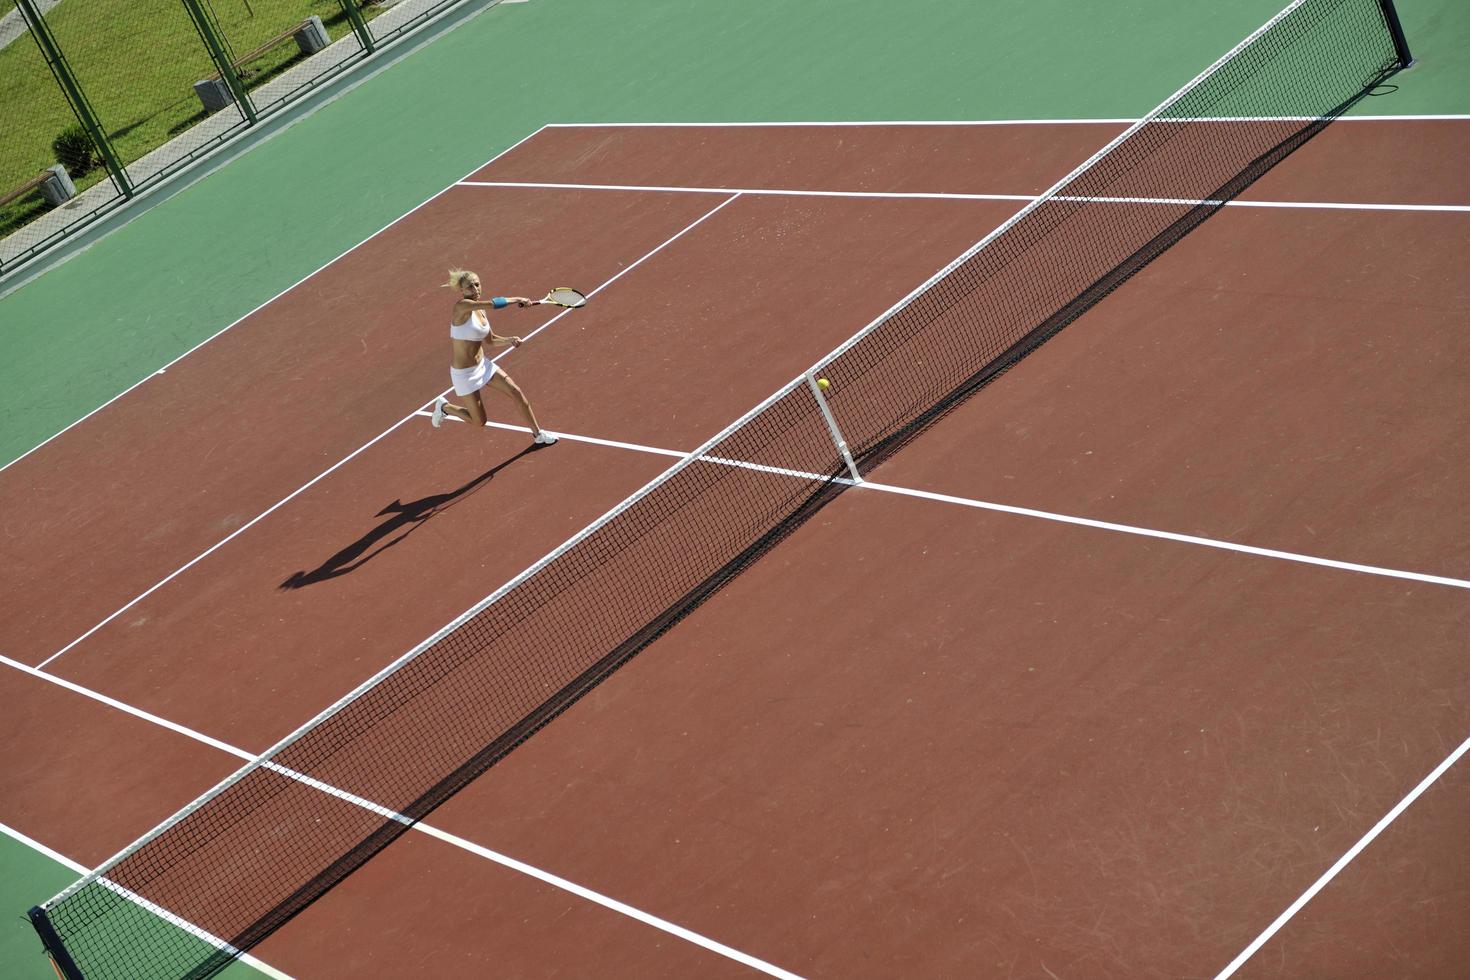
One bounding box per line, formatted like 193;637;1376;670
433;388;484;428
486;369;547;437
460;390;487;426
441;399;475;424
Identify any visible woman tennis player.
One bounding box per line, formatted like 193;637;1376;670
430;268;557;445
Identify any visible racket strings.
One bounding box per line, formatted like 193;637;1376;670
545;288;587;308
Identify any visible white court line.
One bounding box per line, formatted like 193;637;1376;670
0;820;295;980
0;656;803;980
10;636;1467;980
860;480;1470;590
0;126;550;479
405;417;1470;592
1214;732;1470;979
36;193;740;671
0;820;92;875
11;414;1468;980
543;115;1470;126
458;179;1470;214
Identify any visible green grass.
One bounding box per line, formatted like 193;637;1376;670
0;0;389;236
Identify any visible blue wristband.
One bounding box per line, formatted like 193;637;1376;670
491;297;508;309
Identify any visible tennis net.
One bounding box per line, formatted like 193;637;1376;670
30;0;1409;976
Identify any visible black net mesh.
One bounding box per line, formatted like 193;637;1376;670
823;0;1402;474
32;1;1405;976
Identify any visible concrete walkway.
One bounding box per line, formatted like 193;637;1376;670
0;0;63;52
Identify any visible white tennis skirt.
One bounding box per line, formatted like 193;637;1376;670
449;357;498;397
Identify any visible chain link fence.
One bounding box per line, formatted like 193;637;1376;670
1;0;490;278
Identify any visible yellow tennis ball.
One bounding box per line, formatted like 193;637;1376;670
817;378;831;391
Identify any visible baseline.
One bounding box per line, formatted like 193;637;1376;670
474;120;1470;209
459;178;1470;213
541;115;1470;125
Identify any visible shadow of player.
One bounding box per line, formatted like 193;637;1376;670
280;445;540;590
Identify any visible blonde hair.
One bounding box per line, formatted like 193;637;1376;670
444;267;479;290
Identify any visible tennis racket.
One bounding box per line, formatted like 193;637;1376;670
537;287;587;308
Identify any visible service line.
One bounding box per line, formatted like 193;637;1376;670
409;416;1470;593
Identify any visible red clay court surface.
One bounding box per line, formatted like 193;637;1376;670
1;120;1467;978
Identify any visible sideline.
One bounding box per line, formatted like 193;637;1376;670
460;177;1470;213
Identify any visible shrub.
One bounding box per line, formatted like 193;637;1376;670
52;124;96;177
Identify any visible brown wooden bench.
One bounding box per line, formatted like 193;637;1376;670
0;171;54;209
205;19;317;82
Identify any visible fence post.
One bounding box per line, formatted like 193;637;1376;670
340;0;377;55
14;0;134;197
178;0;258;124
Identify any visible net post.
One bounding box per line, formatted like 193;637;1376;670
805;372;862;484
28;906;84;980
1375;0;1413;67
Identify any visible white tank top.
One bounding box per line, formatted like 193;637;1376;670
450;309;491;342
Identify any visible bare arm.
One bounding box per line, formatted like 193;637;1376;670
452;295;533;348
458;296;535;311
484;332;523;349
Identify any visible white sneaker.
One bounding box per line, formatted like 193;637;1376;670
533;430;558;446
430;397;447;428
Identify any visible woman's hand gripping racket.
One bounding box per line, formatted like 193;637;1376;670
537;287;587;308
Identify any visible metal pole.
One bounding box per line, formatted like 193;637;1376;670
15;0;133;197
179;0;257;124
339;0;377;55
28;907;85;980
1375;0;1413;68
806;372;862;484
